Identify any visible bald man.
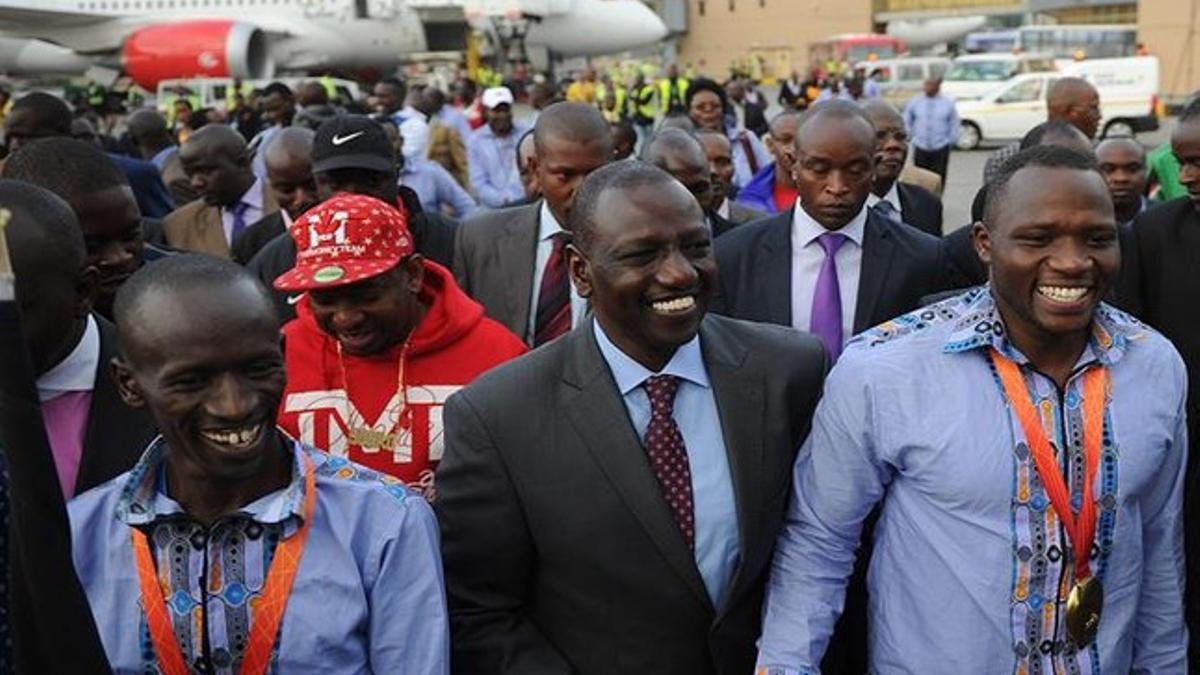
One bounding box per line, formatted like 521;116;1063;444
454;102;613;344
162;124;279;258
230;127;317;264
641;128;739;238
983;76;1100;183
737;111;800;215
126;108;197;206
861;100;943;237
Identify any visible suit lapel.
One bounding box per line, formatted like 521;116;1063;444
700;318;763;619
499;203;540;338
854;213;896;332
761;211;793;325
201;205;231;258
560;325;714;613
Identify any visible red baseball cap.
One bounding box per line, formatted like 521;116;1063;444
273;192;414;292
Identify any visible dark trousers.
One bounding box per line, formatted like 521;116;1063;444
914;145;951;182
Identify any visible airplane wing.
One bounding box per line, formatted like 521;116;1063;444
0;3;112;31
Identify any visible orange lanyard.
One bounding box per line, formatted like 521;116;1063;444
990;349;1107;584
131;451;317;675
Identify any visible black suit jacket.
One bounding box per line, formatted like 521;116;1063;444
708;209;740;239
75;316;158;495
713;208;947;333
452;201;542;340
232;211;285;265
896;181;943;238
1115;198;1200;671
435;315;827;675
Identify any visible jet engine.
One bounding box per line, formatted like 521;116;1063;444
122;20;274;89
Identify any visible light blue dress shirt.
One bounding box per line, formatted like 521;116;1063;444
68;436;450;674
903;92;961;151
728;126;771;191
437;106;474;144
757;288;1188;674
467;122;529;208
398;157;478;218
593;319;740;606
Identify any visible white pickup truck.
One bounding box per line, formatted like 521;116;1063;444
954;56;1160;149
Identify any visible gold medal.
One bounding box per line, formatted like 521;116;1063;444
1066;576;1104;646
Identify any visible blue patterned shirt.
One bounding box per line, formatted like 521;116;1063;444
758;287;1188;674
68;436;449;674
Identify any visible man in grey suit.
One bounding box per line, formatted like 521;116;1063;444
453;102;612;346
435;162;828;675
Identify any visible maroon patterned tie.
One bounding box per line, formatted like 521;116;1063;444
641;375;695;551
534;232;571;346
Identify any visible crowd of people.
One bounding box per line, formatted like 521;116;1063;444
0;62;1198;675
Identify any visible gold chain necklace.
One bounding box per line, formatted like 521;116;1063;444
334;340;411;451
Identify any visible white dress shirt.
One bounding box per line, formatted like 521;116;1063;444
220;176;266;245
789;203;867;343
37;314;99;402
527;200;588;343
865;181;902;218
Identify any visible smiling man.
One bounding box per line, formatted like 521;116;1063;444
861;100;944;237
275;193;524;495
435;161;827;675
68;254;450;673
758;145;1188;673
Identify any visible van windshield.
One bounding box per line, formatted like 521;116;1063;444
946;60;1016;82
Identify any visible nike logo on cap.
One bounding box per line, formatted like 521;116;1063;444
331;131;365;146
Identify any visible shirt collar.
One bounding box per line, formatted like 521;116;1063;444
36;314;99;402
865;182;901;212
538;199;566;241
592;318;710;395
228;175;264;213
116;433;311;528
940;286;1146;367
717;198;731;220
792;202;868;249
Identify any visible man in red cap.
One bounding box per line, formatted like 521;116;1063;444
275;193;526;497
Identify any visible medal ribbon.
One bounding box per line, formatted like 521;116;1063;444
131;450;317;675
990;349;1106;585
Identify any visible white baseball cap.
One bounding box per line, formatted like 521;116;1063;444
482;86;515;109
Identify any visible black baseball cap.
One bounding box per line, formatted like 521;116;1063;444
311;115;393;174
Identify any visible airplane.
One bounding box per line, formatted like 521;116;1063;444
0;0;668;89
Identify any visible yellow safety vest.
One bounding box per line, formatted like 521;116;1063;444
658;77;689;113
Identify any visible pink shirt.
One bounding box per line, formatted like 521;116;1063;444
36;315;99;499
41;391;92;498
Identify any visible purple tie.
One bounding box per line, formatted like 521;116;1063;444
230;201;250;244
810;231;847;361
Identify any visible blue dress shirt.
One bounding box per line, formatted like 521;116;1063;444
757;288;1188;674
398;157;478;219
68;436;450;674
903;93;961;151
468;122;528;208
727;126;771;191
593;320;740;606
437;106;474;144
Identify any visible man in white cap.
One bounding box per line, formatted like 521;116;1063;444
468;86;530;208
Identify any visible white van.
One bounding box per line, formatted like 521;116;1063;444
942;53;1057;101
857;57;951;104
954;56;1160;149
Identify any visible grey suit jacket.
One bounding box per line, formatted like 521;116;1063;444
435;314;827;675
453;201;542;340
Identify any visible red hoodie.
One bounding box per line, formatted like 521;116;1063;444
278;261;526;498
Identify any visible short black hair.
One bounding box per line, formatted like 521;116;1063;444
113;253;276;346
261;81;293;99
1019;119;1086;150
2;137;130;203
569;160;685;253
533;102;612;155
639;127;704;165
797;99;875;151
1178;94;1200;125
378;77;407;99
984;145;1101;226
10;92;73;136
684;78;728;115
0;178;86;271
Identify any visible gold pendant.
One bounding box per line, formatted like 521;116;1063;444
1065;576;1103;646
349;425;397;450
